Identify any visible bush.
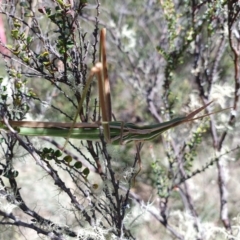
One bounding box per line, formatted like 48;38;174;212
0;0;239;239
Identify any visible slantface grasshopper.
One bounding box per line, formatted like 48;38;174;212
1;101;215;144
0;29;223;178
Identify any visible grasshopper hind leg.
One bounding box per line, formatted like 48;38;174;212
133;141;144;185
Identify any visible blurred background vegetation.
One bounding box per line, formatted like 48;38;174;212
0;0;240;239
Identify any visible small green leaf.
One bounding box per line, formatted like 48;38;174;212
11;29;19;39
6;45;13;50
45;8;52;15
40;51;49;57
56;0;65;7
24;11;33;17
4;169;19;179
20;1;29;7
43;61;51;66
66;42;74;49
82;167;90;176
92;184;98;189
9;69;17;77
43;147;51;153
74;162;82;169
15;81;23;89
26;36;33;44
63;155;72;163
16;73;22;78
28;89;37;97
20;32;26;40
1;94;7;100
13;21;21;28
54;150;62;157
12;170;19;178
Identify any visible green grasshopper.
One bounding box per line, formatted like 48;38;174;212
0;101;215;144
0;29;223;179
0;28;216;144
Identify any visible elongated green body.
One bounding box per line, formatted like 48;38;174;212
1;116;186;144
1;101;214;144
